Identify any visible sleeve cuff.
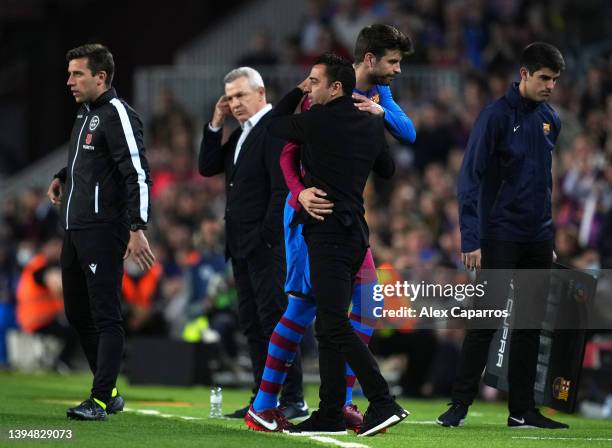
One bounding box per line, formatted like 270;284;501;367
130;223;147;231
53;167;67;183
208;122;222;133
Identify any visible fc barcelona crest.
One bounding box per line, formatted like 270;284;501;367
552;377;571;401
370;94;380;104
543;122;551;135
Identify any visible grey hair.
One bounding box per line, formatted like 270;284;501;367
223;66;265;90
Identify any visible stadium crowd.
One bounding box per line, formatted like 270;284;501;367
1;0;610;401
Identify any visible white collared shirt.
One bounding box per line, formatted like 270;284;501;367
208;104;272;164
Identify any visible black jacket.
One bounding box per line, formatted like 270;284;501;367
55;88;151;231
198;110;288;260
268;88;394;245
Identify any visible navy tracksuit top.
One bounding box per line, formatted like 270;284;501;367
457;82;562;252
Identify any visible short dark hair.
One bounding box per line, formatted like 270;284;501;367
66;43;115;87
519;42;565;74
354;24;413;62
313;52;355;95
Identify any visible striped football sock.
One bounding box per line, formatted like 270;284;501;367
252;295;316;412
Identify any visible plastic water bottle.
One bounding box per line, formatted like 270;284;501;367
209;386;223;418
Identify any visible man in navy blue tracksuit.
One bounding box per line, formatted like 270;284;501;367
437;42;569;429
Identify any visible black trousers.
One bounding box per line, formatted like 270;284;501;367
306;235;392;420
451;239;553;415
61;225;128;404
232;242;303;403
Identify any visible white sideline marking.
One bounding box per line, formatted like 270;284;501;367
403;420;500;426
125;407;203;421
403;420;437;425
132;409;160;415
309;436;369;448
512;436;612;442
127;408;371;447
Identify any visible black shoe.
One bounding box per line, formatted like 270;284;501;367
508;409;569;429
283;410;347;436
66;398;107;421
279;400;309;420
436;402;468;427
357;401;409;437
107;389;124;415
225;404;250;419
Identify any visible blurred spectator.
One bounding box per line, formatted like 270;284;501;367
182;213;238;362
150;150;202;199
15;237;78;369
331;0;376;52
148;88;195;150
278;35;304;65
300;24;352;66
412;103;457;171
299;0;334;56
122;260;166;336
3;188;60;245
554;225;580;266
236;30;279;69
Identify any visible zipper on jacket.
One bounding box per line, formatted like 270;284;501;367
94;182;99;214
65;115;89;229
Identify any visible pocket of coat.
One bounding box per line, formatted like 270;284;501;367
94;182;99;214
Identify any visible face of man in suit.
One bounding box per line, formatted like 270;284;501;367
305;64;344;106
224;76;267;124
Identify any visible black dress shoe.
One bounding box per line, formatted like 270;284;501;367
283;410;347;436
358;401;409;437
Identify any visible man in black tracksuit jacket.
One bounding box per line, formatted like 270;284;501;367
47;44;155;421
437;43;569;429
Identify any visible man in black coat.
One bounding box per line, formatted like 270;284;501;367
198;67;304;418
267;53;408;437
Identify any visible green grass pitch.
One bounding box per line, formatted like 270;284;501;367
0;371;610;447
